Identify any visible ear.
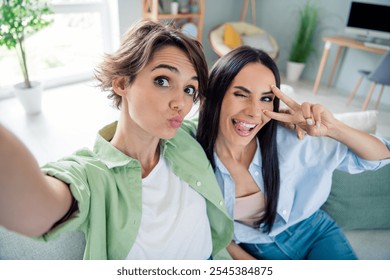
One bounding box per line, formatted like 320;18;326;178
112;77;128;97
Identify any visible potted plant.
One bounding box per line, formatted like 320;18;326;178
0;0;53;114
286;1;318;82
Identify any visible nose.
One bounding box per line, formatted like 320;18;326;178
245;99;262;118
169;90;186;112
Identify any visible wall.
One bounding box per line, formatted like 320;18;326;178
255;0;389;107
117;0;390;107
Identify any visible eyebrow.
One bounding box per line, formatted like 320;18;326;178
151;64;198;82
234;86;273;95
152;64;179;73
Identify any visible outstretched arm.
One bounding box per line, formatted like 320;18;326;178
264;85;390;161
0;124;73;237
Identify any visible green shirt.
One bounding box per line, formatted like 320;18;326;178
40;121;233;260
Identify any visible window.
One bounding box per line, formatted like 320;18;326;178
0;0;118;93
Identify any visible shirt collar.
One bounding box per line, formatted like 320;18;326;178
251;137;262;169
93;121;176;169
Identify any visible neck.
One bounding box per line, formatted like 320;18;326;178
215;137;257;166
110;113;161;178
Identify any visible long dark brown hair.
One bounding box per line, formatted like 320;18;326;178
197;46;281;233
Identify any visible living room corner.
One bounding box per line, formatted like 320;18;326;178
0;0;389;265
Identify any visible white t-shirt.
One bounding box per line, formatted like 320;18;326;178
126;155;213;259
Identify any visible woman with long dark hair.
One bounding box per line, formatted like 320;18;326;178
197;45;390;259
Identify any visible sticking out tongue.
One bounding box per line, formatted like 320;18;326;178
233;120;256;136
236;122;251;132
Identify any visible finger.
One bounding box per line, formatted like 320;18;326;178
278;108;293;114
288;123;296;130
263;110;294;123
301;102;314;126
312;104;324;129
296;125;306;140
271;85;300;112
301;102;312;119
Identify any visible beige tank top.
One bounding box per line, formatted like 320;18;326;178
234;191;266;228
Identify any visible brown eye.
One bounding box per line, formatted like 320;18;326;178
184;86;196;96
154;77;169;87
260;96;273;102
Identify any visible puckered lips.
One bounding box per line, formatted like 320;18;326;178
232;118;258;137
168;115;183;129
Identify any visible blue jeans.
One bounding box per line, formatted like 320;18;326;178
239;210;358;260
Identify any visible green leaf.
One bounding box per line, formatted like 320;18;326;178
0;0;54;88
289;1;318;63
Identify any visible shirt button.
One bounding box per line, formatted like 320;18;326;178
282;210;287;215
219;201;224;206
254;171;259;176
196;181;202;187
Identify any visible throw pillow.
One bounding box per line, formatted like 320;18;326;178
321;165;390;230
279;84;296;111
334;110;378;134
241;33;275;53
223;23;242;49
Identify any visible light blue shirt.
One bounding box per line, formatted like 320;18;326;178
214;125;390;244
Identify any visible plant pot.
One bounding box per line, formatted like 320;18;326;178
286;61;305;82
13;81;43;115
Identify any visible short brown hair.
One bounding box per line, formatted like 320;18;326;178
94;19;208;109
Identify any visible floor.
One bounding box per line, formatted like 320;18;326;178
1;77;389;166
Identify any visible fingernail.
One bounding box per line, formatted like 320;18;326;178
306;118;314;126
316;121;321;129
298;131;303;140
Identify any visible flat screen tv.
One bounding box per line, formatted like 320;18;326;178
345;1;390;42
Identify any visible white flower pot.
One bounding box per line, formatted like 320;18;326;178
286;61;306;82
13;81;43;115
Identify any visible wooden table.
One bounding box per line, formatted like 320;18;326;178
313;36;387;95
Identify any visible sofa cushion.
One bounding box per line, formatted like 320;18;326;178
344;229;390;260
322;165;390;230
223;23;242;49
334;110;377;134
0;227;85;259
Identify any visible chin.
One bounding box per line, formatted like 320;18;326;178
159;130;178;140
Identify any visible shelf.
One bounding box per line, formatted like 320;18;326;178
142;0;205;42
144;13;201;20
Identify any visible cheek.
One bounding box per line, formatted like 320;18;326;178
261;100;274;110
263;114;272;124
182;97;194;115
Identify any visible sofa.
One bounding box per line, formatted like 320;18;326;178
1;162;389;260
321;165;390;259
1;107;389;259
